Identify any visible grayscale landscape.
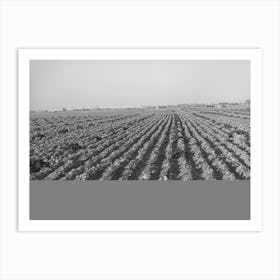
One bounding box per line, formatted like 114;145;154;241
30;60;250;180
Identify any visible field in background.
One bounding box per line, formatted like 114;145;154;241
30;105;250;180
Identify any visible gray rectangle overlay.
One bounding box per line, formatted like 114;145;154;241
30;181;250;220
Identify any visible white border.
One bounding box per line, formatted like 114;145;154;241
18;49;262;232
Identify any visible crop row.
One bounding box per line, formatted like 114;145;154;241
30;107;250;180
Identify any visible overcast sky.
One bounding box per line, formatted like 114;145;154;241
30;60;250;111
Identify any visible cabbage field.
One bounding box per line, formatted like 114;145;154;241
30;105;250;180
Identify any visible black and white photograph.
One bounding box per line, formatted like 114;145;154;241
30;59;250;181
19;48;261;229
2;0;277;277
